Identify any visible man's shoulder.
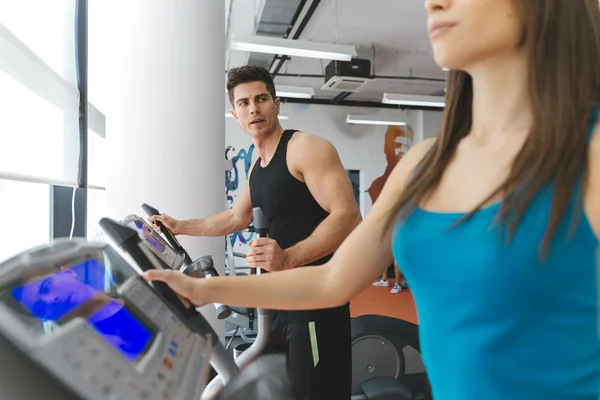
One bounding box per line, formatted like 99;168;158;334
287;131;335;155
286;131;340;172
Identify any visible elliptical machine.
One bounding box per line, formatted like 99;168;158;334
0;215;295;399
100;204;278;399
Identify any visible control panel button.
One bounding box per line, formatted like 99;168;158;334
168;348;176;357
170;340;178;349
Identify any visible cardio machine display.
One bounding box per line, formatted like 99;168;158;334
0;240;212;400
8;257;154;364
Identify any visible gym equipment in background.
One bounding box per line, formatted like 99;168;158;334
351;314;432;400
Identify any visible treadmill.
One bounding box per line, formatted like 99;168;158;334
0;222;294;399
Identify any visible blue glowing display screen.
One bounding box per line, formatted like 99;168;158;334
129;219;165;253
10;258;154;363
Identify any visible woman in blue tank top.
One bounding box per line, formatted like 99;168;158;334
145;1;600;398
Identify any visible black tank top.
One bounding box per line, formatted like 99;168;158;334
249;129;349;322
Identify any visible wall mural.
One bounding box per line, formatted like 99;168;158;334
366;125;415;204
225;144;255;250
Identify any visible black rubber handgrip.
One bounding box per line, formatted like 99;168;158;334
252;207;269;238
141;203;192;265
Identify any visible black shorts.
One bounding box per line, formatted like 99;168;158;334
263;306;352;400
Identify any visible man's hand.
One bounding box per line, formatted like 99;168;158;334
143;270;207;307
147;214;181;235
246;238;290;272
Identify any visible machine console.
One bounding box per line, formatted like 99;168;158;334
0;239;212;400
122;214;185;271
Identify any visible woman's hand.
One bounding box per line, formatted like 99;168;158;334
143;270;207;307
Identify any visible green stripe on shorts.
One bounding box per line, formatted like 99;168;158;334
309;321;320;367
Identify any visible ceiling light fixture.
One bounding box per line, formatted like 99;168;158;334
276;85;315;99
382;93;446;108
346;114;407;126
230;33;357;61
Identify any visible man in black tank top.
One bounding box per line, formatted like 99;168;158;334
149;65;362;400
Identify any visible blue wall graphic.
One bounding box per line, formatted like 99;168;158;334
225;144;255;248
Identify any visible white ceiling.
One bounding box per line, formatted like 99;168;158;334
226;0;447;108
227;0;446;108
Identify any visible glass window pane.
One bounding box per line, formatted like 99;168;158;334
0;179;50;263
0;0;77;84
0;0;80;184
0;71;67;180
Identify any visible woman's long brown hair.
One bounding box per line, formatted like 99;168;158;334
385;0;600;256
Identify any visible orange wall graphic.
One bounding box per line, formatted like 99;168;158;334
366;125;415;205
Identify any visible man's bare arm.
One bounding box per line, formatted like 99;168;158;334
283;134;362;269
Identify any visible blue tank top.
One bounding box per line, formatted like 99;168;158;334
392;110;600;400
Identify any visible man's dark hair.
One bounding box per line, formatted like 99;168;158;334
227;65;277;105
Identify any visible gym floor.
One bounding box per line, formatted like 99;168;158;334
350;278;418;324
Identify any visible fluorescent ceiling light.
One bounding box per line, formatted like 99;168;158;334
225;113;289;120
276;85;314;99
230;33;357;61
346;114;407;126
382;93;446;108
442;67;449;71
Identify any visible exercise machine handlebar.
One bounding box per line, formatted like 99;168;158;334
201;207;271;399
